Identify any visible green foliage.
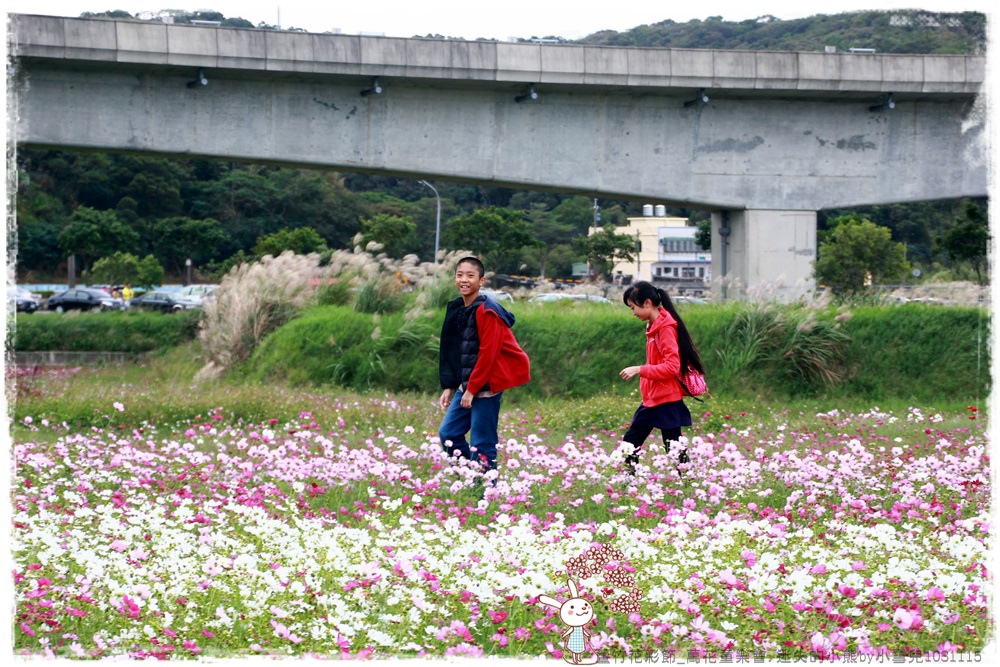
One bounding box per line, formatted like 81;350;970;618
252;227;328;258
246;307;439;392
813;216;909;295
353;276;407;314
316;278;355;306
837;305;990;401
57;207;140;271
937;202;990;285
421;275;459;310
359;214;417;259
695;220;712;250
137;254;166;288
83;252;165;289
12;309;202;353
152;216;227;275
247;301;988;404
444;206;541;274
577;10;985;55
574;224;637;280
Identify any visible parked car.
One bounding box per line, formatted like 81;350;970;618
482;289;514;303
129;290;202;313
46;288;124;313
177;284;220;304
528;293;612;304
8;286;41;313
673;296;708;305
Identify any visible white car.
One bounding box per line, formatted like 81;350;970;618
177;284;220;304
482;289;513;303
527;293;612;304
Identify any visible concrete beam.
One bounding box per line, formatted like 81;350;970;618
10;14;985;98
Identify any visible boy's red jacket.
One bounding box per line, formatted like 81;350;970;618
466;300;531;395
639;307;683;407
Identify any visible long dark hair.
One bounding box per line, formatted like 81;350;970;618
622;281;704;374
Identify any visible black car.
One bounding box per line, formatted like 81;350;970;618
8;286;41;313
129;290;201;313
46;288;124;313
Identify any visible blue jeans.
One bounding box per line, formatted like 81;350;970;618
438;390;503;471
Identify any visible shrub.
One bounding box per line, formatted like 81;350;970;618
11;309;201;353
196;252;325;379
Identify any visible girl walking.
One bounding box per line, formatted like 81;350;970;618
617;281;705;476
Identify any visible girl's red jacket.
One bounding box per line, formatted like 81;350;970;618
639;307;684;407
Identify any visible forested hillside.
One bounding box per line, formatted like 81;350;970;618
573;11;985;55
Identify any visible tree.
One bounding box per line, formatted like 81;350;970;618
57;207;140;272
153;216;228;276
444;207;541;274
137;254;166;289
521;203;577;279
695;220;712;250
359;213;417;258
82;251;163;288
574;224;638;281
252;227;327;258
813;216;910;294
937;202;990;285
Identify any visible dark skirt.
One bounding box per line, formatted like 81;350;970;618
623;400;692;447
631;400;692;430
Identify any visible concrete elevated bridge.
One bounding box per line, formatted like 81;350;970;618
8;14;988;298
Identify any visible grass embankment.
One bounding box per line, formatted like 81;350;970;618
246;301;990;406
10;300;990;411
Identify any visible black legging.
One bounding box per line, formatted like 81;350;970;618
624;426;689;465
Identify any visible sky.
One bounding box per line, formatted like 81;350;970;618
4;0;997;41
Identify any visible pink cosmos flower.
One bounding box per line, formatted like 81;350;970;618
445;643;483;657
809;563;827;575
113;402;125;412
110;539;128;552
926;587;945;602
271;619;302;643
118;595;141;619
893;607;917;630
545;642;564;660
719;570;739;587
837;584;858;598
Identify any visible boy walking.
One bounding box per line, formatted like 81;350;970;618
438;257;530;488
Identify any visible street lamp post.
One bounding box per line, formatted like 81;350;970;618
419;180;441;264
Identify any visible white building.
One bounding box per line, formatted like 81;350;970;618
596;205;711;293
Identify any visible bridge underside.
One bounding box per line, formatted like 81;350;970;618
13;56;987;300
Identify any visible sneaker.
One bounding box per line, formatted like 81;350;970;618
676;449;690;478
624;455;638;477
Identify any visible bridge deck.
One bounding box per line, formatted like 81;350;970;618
10;14;984;99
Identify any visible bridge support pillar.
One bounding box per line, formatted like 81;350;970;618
711;209;817;302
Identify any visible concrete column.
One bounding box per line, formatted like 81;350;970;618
711;210;817;301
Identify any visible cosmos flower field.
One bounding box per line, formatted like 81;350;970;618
10;369;992;660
